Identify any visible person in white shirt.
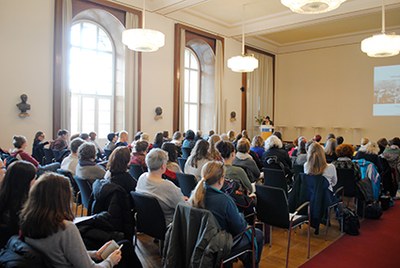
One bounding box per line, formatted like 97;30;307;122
184;140;212;181
61;138;84;176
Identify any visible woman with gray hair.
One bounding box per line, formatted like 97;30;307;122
135;149;185;225
75;142;106;182
262;135;292;176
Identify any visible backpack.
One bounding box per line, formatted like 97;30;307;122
364;202;383;219
221;179;255;219
341;207;360;236
353;159;381;200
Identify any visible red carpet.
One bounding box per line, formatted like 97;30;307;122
301;202;400;267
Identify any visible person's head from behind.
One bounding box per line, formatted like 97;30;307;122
140;132;149;142
335;144;355;158
241;130;249;139
227;130;235;141
57;129;69;139
216;140;235;160
190;161;225;209
324;138;337;156
273;131;282;141
79;133;89;141
78;142;96;162
208;134;221;150
237;138;250;154
135;140;149;154
209;130;215;137
326;133;335;140
220;133;229;141
163;131;169;139
364;141;379;155
107;133;117;143
377;138;388;151
185;130;195;140
313;134;322;143
119;130;128;142
70;138;84;155
107;146;130;174
0;160;36;212
34;131;45;142
190;139;209;159
13;135;27;150
389;137;400;148
154;132;164;145
161;142;178;163
89;132;97;141
360;137;369;146
336;136;344;145
145;148;168;172
20;173;74;239
298;140;307;154
172;131;182;141
134;131;143;141
306;142;327;175
251;135;264;148
264;135;283;150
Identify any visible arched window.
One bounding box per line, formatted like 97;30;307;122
69;21;114;138
183;48;200;131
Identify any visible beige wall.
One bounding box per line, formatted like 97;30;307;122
0;0;54;152
275;43;400;144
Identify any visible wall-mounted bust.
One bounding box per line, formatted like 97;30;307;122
230;111;236;122
154;106;163;120
17;94;31;118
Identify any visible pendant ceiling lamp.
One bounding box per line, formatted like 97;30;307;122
122;0;165;52
227;5;258;73
361;0;400;57
281;0;347;14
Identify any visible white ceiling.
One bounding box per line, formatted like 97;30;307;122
113;0;400;49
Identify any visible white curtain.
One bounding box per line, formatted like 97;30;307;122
214;40;224;134
179;29;186;131
124;12;139;139
246;51;274;138
60;0;72;130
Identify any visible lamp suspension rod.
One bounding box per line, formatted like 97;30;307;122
381;0;385;34
241;4;245;55
142;0;146;29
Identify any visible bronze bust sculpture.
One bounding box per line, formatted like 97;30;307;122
17;94;31;117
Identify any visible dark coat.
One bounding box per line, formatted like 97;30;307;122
262;147;293;176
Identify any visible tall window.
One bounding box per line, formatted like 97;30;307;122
69;21;114;138
184;48;200;131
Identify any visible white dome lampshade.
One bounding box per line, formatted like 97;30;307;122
122;0;165;52
281;0;347;14
122;29;165;52
227;55;259;73
360;0;400;57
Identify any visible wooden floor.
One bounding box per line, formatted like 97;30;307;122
134;216;343;268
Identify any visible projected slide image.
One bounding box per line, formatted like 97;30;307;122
373;65;400;116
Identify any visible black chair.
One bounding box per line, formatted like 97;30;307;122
335;168;357;199
53;149;70;163
176;173;197;197
293;164;304;175
181;147;192;159
263;168;288;193
256;184;310;268
57;169;81;214
104;149;113;160
43;148;55;165
74;176;93;216
129;164;145;181
130;191;166;250
177;157;187;172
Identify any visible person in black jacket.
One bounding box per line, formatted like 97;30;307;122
32;131;50;163
262;135;292;176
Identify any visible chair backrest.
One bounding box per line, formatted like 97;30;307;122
335;168;357;197
129;164;145;181
131;191;166;240
293;164;304;175
74;176;93;209
181;148;192;159
43;148;55;164
176;173;198;197
256;184;290;229
104;149;112;160
177;157;187;172
53;149;70;163
263;168;287;192
56;169;79;196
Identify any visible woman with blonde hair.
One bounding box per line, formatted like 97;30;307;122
304;142;337;192
208;134;222;161
190;161;263;267
20;173;124;267
250;135;264;159
354;141;382;172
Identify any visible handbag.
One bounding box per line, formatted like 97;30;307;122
364;202;383;219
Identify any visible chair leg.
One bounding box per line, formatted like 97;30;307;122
307;222;310;259
286;228;292;268
325;207;331;241
269;225;272;247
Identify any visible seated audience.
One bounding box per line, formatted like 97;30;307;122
89;131;104;156
152;132;164;149
324;138;338;163
294;139;307;166
216;140;252;194
288;137;298;157
130;140;148;169
382;137;400;171
377;137;388;155
233;138;260;183
194;131;203;142
162;131;170;142
130;131;143;151
0;161;36;248
61;138;84;176
273;131;283;141
304;142;337;193
140;133;152;150
80;133;90;141
182;130;196;154
189;161;263;267
262;135;292;176
161;142;182;174
233;133;243;149
241;130;250;142
220;133;229;141
115;130;129;148
50;129;69;151
313;134;322;143
184;140;212;181
76;142;106;182
227;130;235;142
332;144;361;181
32;131;50;163
326;133;336;140
354;141;383;172
171;131;183;148
105;132;117;152
336;136;344;145
250;135;265;160
136;149;185;225
20;173;123;267
208;134;222;161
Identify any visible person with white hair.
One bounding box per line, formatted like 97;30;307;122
262;135;292;175
354;141;383;172
136;148;185;225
